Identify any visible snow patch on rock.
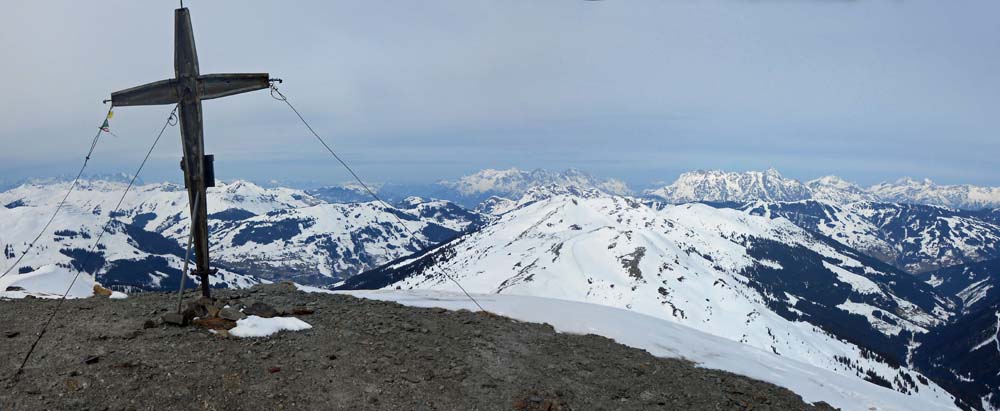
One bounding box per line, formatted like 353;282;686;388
229;315;313;338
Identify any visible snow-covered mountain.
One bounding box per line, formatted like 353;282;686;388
646;169;1000;210
916;259;1000;411
984;209;1000;226
304;183;374;204
0;180;482;291
306;168;631;209
0;181;270;295
437;168;631;206
872;178;1000;211
741;201;1000;274
204;198;483;285
922;259;1000;315
645;168;813;204
807;175;881;204
473;196;518;216
342;185;955;401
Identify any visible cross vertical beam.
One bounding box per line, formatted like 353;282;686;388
174;8;213;297
109;7;271;297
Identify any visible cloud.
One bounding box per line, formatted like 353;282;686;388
0;0;997;186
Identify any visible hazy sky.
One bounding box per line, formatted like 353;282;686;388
1;0;998;188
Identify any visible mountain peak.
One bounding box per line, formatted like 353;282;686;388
809;175;850;186
807;175;878;203
871;177;1000;209
647;169;811;204
520;183;607;203
439;168;631;200
648;170;1000;209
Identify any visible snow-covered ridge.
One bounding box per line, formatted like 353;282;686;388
340;290;959;411
646;169;1000;210
346;188;953;401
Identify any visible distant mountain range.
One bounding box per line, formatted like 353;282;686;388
305;167;1000;211
437;168;632;203
4;168;1000;410
646;168;1000;210
307;168;631;208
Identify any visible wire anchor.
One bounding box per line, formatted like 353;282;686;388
270;85;489;313
12;104;180;383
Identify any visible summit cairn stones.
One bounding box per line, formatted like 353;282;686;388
162;312;188;326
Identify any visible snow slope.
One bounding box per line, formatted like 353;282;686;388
344;185;953;400
742;200;1000;274
0;265;97;299
340;289;959;411
917;300;1000;411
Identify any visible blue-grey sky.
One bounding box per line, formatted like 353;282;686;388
1;0;998;188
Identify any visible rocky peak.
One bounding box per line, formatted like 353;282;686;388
646;169;812;204
807;176;878;204
439;168;632;200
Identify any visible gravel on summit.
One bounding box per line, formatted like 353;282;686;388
1;284;837;410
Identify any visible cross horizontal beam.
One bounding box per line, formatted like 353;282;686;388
110;73;270;107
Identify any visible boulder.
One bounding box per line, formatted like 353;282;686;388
184;301;208;319
289;307;315;316
243;302;277;318
93;284;113;297
162;312;189;326
219;307;247;321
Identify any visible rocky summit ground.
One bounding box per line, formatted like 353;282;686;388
1;284;837;411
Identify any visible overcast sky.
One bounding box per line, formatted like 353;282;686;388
1;0;998;188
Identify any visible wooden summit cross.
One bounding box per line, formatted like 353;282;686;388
109;7;272;298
